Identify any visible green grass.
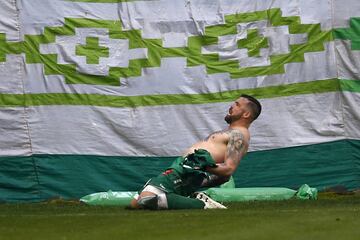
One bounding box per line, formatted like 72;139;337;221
0;193;359;240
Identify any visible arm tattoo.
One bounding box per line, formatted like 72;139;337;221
226;130;245;164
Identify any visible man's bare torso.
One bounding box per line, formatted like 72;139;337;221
184;127;250;164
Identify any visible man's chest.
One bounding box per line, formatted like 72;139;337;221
205;131;229;145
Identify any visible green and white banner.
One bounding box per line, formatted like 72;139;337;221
0;0;359;201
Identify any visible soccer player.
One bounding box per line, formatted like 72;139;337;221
129;94;262;210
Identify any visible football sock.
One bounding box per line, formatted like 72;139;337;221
166;193;205;209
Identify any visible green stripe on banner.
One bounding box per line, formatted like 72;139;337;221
340;79;360;92
0;79;342;108
0;139;359;202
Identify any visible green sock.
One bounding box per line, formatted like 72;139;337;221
166;193;205;209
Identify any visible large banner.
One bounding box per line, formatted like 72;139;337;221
0;0;359;201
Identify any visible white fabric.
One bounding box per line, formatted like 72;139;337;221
0;55;24;94
336;40;360;80
0;107;32;156
342;92;360;140
0;0;19;41
141;185;168;209
332;0;360;28
26;92;344;156
0;0;359;157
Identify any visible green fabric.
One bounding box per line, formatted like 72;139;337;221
79;190;205;208
166;193;205;210
80;190;136;206
203;184;317;202
146;149;217;196
75;37;109;64
296;184;318;200
333;17;360;50
219;176;236;189
2;79;360;108
0;9;332;86
79;183;316;206
145;170;184;194
0;78;343;108
0;139;359;202
170;149;217;172
204;187;297;202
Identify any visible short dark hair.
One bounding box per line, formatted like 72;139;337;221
240;94;262;121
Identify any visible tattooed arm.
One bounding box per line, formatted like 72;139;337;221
206;129;248;177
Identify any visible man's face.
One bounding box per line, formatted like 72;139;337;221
224;97;250;124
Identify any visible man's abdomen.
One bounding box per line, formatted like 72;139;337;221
184;142;226;164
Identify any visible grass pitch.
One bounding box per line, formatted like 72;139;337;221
0;193;359;240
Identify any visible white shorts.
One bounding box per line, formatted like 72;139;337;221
133;185;166;200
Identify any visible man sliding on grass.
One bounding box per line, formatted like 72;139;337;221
129;94;262;210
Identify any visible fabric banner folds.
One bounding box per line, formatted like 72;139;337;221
0;0;359;202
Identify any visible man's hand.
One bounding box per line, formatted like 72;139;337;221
200;173;230;188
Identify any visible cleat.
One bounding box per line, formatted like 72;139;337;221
195;192;227;209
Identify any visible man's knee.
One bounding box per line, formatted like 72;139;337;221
138;193;159;210
128;191;156;209
130;189;168;210
129;198;141;209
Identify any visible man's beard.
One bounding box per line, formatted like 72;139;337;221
224;114;241;124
